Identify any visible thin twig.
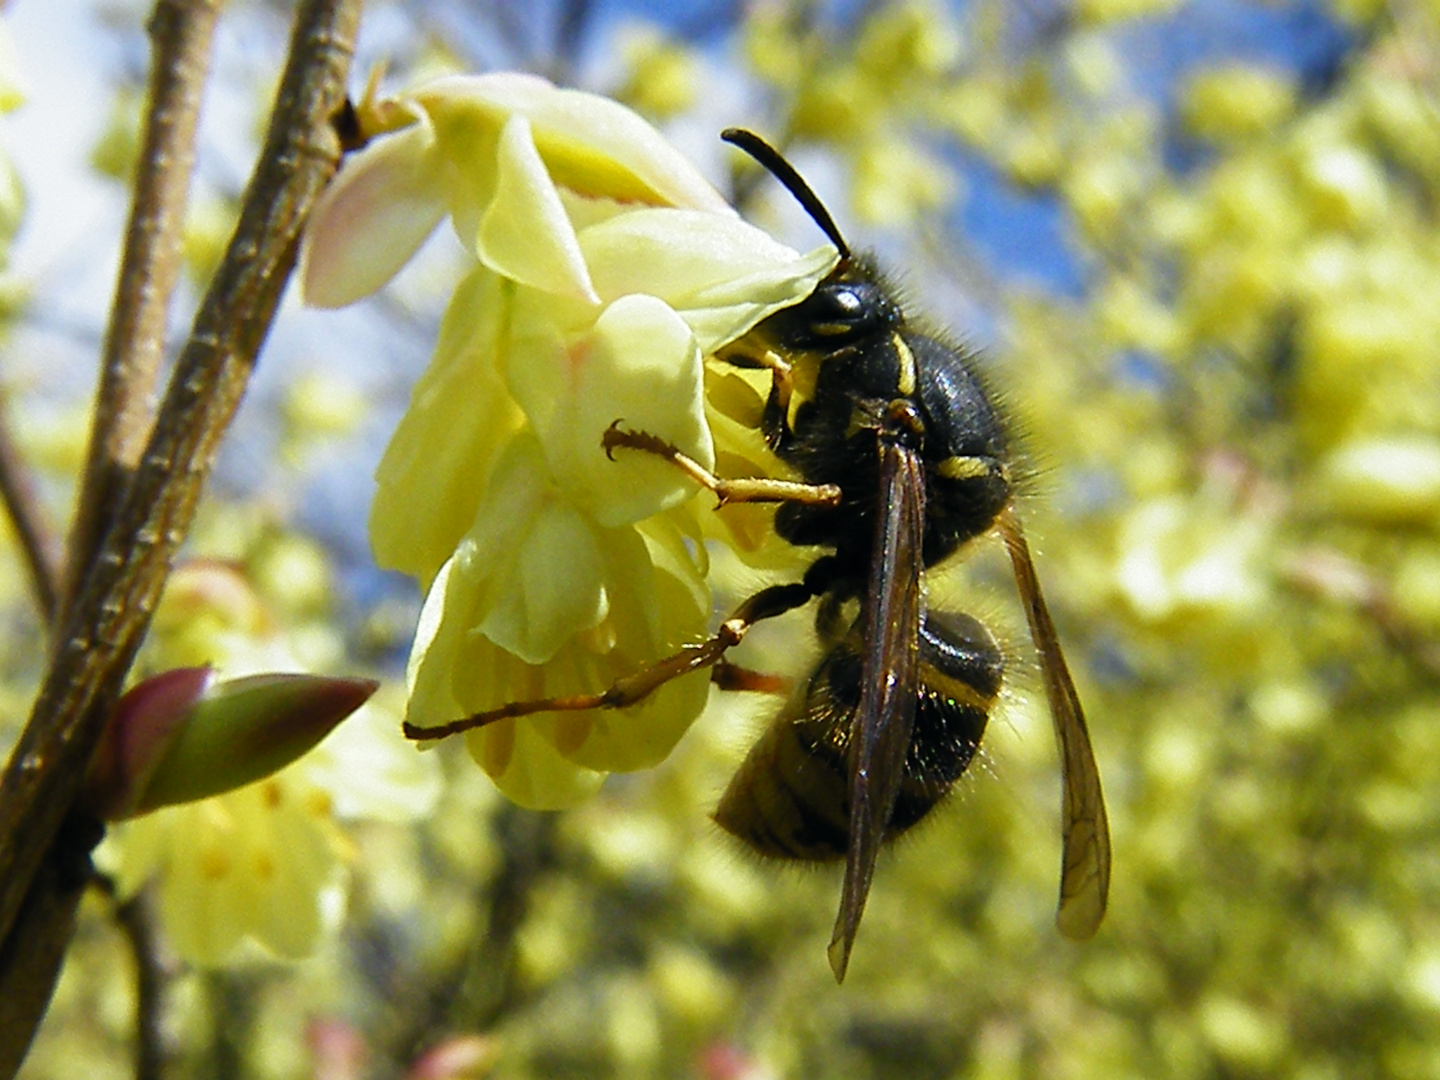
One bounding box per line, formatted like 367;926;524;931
0;399;60;622
68;8;220;1073
118;899;167;1080
0;2;360;1074
100;882;168;1080
206;971;260;1080
59;0;222;630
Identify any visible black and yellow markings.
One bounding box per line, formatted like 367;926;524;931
893;333;917;397
935;454;1000;482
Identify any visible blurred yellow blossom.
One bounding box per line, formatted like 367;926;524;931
1314;435;1440;526
745;1;968;226
1181;65;1296;142
1114;486;1276;626
615;25;700;119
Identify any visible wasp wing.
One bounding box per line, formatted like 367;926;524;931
827;434;926;982
999;509;1111;939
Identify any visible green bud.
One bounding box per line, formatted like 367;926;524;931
87;670;379;820
83;667;213;822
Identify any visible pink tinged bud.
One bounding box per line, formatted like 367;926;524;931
84;667;214;822
404;1036;501;1080
85;671;380;820
699;1044;777;1080
308;1018;368;1080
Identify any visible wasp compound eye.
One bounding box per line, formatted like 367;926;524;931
823;286;864;319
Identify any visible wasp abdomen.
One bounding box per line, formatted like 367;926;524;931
891;612;1002;831
713;647;856;861
715;612;1003;861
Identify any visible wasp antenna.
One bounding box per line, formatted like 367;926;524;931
722;128;851;259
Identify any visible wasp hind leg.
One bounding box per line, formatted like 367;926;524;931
402;580;816;742
602;421;838;508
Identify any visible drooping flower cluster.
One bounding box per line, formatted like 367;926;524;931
302;74;836;807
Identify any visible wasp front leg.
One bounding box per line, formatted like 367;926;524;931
602;421;839;508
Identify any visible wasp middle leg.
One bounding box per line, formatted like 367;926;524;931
603;422;840;508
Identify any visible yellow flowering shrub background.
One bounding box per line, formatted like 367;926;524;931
9;1;1440;1079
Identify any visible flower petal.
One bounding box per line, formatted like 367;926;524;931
468;718;607;809
474;115;598;303
579;208;839;351
404;436;609;671
129;781;344;966
507;291;713;527
556;514;711;774
404;564;610;810
466;450;610;663
301;117;448;307
416;73;732;212
481;501;609;662
371;268;525;585
405;557;468;724
405;510;712;803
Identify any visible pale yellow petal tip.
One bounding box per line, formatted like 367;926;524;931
411;71;730;212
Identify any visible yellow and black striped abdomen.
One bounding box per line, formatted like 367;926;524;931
889;612;1002;834
714;612;1003;861
713;644;859;861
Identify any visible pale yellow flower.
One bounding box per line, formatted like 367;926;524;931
100;696;437;967
1115;492;1275;623
301;74;835;806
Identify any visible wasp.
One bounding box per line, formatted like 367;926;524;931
405;129;1111;981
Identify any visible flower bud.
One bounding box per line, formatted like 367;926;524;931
404;1036;501;1080
84;669;379;821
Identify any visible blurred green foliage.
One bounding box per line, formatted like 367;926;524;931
12;1;1440;1078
